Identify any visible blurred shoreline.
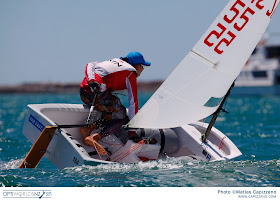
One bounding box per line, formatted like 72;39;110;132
0;81;163;94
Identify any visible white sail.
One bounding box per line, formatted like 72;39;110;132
129;0;280;129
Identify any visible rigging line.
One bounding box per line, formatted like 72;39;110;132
224;96;229;112
115;144;142;162
200;118;206;128
118;141;145;161
99;139;123;159
102;132;157;161
111;143;141;162
220;85;231;114
107;144;123;159
219;136;227;150
110;139;146;162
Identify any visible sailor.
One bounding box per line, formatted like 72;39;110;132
79;51;151;153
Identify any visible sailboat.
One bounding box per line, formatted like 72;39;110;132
20;0;279;169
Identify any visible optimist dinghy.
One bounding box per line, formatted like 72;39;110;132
21;103;241;169
20;0;279;169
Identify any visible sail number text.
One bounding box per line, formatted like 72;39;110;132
204;0;278;55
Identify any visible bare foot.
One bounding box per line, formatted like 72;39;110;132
85;133;107;155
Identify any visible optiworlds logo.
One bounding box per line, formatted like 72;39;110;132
3;190;52;199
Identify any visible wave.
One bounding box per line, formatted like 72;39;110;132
1;157;279;187
0;158;23;171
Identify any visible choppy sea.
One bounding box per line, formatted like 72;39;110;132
0;90;279;187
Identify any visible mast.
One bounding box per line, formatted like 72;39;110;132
202;82;235;143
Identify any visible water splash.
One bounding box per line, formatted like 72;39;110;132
0;159;22;171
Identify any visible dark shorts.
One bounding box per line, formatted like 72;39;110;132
98;118;129;138
80;88;128;138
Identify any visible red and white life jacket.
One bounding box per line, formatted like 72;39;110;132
80;58;138;120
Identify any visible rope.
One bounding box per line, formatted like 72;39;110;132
109;139;146;162
219;136;227;150
100;131;157;162
100;139;124;159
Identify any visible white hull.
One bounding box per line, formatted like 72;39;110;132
22;104;242;169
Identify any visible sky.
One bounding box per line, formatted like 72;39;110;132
0;0;280;85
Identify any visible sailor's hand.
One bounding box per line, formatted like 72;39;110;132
88;80;100;92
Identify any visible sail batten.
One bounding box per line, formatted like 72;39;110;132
128;0;280;129
190;50;215;65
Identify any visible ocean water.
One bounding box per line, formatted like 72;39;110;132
0;91;279;187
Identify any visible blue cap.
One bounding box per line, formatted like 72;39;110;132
125;51;151;66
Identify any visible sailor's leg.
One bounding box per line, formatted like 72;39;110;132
84;133;107;155
80;123;97;144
